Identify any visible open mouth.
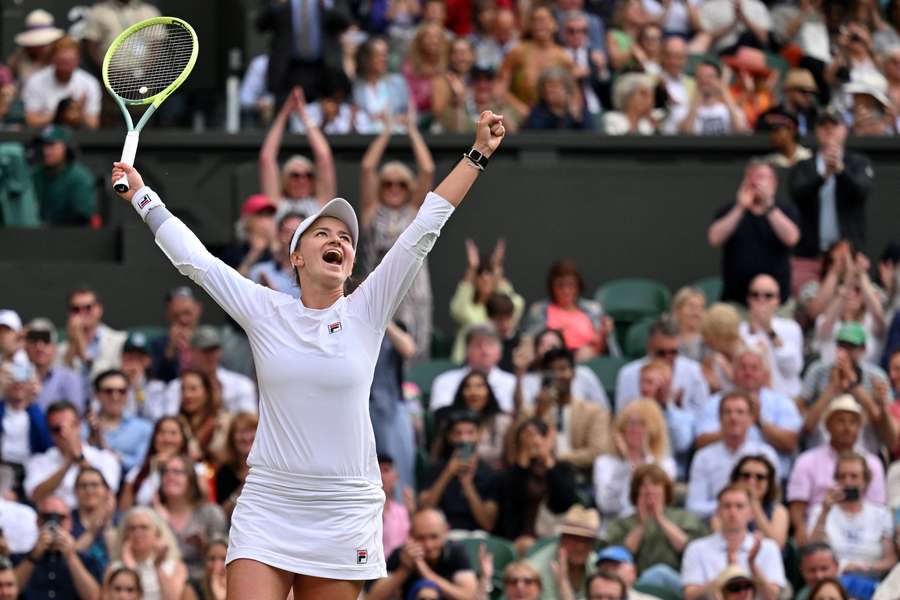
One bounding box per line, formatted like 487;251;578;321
322;248;343;266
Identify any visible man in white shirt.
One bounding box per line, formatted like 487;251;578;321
686;390;780;518
740;274;803;397
164;326;258;414
682;485;786;600
22;37;101;130
616;317;710;415
430;326;516;412
24;401;120;508
0;497;38;554
659;37;695;134
0;309;28;373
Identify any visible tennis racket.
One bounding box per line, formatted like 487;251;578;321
102;16;198;192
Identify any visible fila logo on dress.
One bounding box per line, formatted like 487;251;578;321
328;321;342;334
356;549;368;564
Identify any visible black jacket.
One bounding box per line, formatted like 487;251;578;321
788;150;873;258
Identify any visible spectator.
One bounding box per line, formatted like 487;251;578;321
672;286;706;360
581;571;629;600
681;485;786;600
796;542;840;600
22;37;101;130
149;286;203;383
699;302;743;393
594;399;676;521
189;535;228;600
527;347;610;473
86;369;152;473
255;0;350;102
644;0;700;38
100;565;143;600
723;47;776;129
707;159;800;306
825;23;881;89
369;508;478;600
809;578;851;600
473;7;519;71
164;326;256;416
218;194;276;276
710;566;760;600
352;37;411;127
25;400;121;508
288;68;370;134
175;369;230;463
0;361;51;494
379;454;412;560
845;74;896;136
0;494;39;554
434;64;523;133
498;5;575;117
594;547;660;600
0;67;18;130
0;309;25;369
788;395;886;546
758;68;819;136
359;106;436;360
798;325;894;455
24;318;84;413
120;416;193;510
555;0;607;50
432;371;512;466
523;66;591;130
524;260;619;361
70;466;117;573
635;24;664;75
602;72;658;135
885;47;900;116
449;239;524;364
789;107;874;292
606;0;648;72
800;240;856;326
635;360;695;477
500;560;543;600
112;506;189;600
488;293;522;373
247;211;304;298
419;410;500;531
404;23;449;117
757;106;813;169
431;326;516;412
258;87;336;219
0;557;17;600
429;37;476;130
30;125;97;226
7;10;64;85
59;286;127;392
154;455;227;581
215;411;257;516
679;60;748;134
605;464;707;585
496;417;578;549
719;455;789;547
659;37;694;135
119;332;168;422
11;495;103;600
529;505;600;600
561;10;610;126
616;317;710;416
693;0;772;54
81;0;161;69
686;390;780;519
695;347;802;476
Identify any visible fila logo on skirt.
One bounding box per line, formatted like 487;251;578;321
356;549;368;564
328;321;342;334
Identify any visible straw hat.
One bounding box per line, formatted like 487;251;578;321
556;505;600;539
14;9;64;47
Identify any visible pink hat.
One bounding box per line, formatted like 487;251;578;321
241;194;277;216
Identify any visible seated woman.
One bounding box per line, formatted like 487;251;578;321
522;67;591;130
120;416;198;511
671;286;707;361
432;370;512;467
496;417;578;554
177;370;231;465
184;535;228;600
604;464;707;588
517;328;609;408
593;399;676;520
215;412;257;518
602;72;658;135
523;259;620;362
101;565;144;600
112;507;189;600
713;454;789;548
699;302;744;393
72;467;118;573
352;36;410;132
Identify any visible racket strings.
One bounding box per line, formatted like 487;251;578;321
106;23;194;101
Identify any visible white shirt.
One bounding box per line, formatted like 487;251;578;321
430;366;517;413
520;366;609;410
125;461;209;506
739;317;804;398
682;532;786;588
686;438;781;518
24;445;121;508
124;378;172;422
807;501;893;567
1;407;30;465
690;101;735;135
239;54;272;109
593;454;677;519
22;65;102;118
616;355;710;415
289;103;372;135
165;366;257;415
0;497;39;554
642;0;699;34
813;315;884;367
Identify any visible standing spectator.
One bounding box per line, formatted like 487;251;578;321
218;194;276;276
679;61;748;134
24;318;85;414
523;66;591;130
87;370;152;473
119;416;192;510
215;412;257;517
561;10;610;126
528;505;600;600
119;332;168;422
403;23;449;117
0;361;52;495
789;107;874;292
757;68;819;136
31;125;97;226
149;287;203;383
721;455;789;547
672;286;706;360
81;0;161;69
724;47;776;129
757;106;813;168
352;37;411;128
24;401;121;508
7;10;63;85
258;87;336;219
659;37;695;135
247;211;304;298
606;0;648;72
59;286;127;393
255;0;350;102
681;485;786;600
796;542;840;600
430;326;516;412
22;37;101;130
708;159;800;305
788;395;886;546
602;72;658;135
112;506;189;600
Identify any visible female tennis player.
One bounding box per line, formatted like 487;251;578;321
111;111;505;600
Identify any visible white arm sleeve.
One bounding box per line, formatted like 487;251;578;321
352;192;454;331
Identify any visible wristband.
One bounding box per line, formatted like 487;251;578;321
131;186;164;221
462;147;489;171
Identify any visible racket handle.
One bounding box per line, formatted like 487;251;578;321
114;131;140;193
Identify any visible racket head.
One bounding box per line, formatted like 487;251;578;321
102;16;198;109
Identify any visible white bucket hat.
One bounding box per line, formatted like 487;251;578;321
15;9;64;47
288;198;359;254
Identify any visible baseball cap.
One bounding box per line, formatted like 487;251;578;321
816;105;847;126
288;198;359;254
241;194;277;216
824;394;863;421
0;310;22;332
843;72;892;109
25;318;57;344
190;326;221;350
595;546;634;565
40;125;72;144
123;331;150;354
836;322;867;347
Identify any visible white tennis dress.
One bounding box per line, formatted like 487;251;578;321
139;188;454;580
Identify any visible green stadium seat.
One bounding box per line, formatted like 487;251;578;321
624;317;656;359
583;356;629;399
594;278;671;326
406;359;455;408
452;533;517;599
691;276;723;304
430;327;453;359
127;325;166;341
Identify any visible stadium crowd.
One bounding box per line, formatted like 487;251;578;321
3;1;900;600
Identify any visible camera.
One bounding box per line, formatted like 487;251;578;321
849;32;862;43
843;487;861;501
455;442;475;461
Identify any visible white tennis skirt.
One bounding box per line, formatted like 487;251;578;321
225;465;387;580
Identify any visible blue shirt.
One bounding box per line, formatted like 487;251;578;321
34;367;85;415
12;550;104;600
248;261;300;298
816;153;840;252
81;415;152;472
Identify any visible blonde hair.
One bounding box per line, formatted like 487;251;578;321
672;286;706;313
503;560;542;589
113;506;183;563
408;22;448;75
614;398;670;459
280;155;315;194
640;359;671;377
612;72;655;111
701;302;742;348
378;161;416;200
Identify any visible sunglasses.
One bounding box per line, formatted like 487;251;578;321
381;179;408;189
566;26;588;33
837;341;863;350
287;171;313;179
724;581;754;594
738;471;767;482
99;387;128;396
506;576;540;586
748;290;777;300
653;348;678;358
26;331;52;344
69;302;95;314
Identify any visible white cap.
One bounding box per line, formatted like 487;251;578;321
0;310;22;332
288;198;359;254
844;72;892;108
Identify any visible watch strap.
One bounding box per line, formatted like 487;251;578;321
462;147;488;171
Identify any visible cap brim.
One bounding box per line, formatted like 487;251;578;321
289;198;359;254
14;28;63;47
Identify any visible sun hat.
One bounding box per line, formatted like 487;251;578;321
15;9;64;47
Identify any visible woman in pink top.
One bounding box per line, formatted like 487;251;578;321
403;22;449;116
